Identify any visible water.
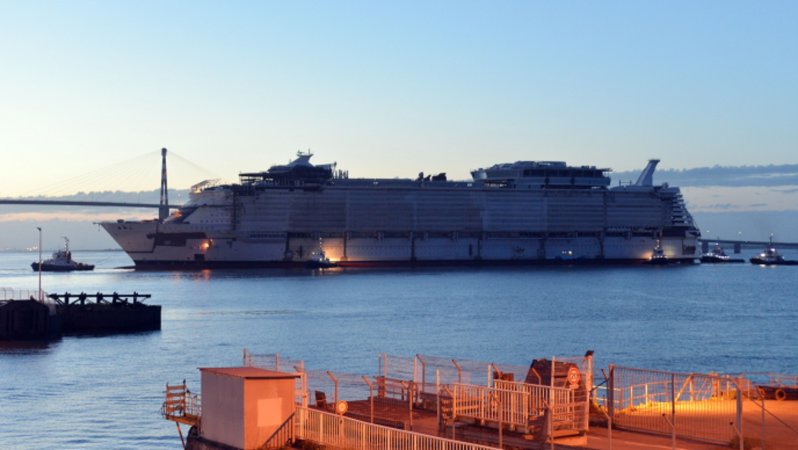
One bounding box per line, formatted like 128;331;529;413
1;250;797;449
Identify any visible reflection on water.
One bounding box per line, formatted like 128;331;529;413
1;250;797;449
0;339;59;352
191;309;299;317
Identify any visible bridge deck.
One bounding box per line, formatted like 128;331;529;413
0;199;179;209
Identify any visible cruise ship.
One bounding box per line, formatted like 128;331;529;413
101;153;700;268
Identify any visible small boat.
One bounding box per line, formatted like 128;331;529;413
700;243;745;263
749;237;798;266
646;240;669;265
305;239;338;269
305;250;337;269
30;238;94;272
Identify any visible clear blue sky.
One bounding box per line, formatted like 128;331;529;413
1;1;796;196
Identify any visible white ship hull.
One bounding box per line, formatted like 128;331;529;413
101;168;700;269
102;224;696;268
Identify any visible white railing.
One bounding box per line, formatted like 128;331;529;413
495;379;582;430
0;288;48;301
452;383;531;430
452;381;577;432
297;406;500;450
493;379;572;416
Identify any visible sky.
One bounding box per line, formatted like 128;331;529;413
1;1;797;197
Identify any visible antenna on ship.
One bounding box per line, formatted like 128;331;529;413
159;148;169;222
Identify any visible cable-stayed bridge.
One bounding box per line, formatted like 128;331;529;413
0;199;176;210
0;148;200;220
698;238;798;252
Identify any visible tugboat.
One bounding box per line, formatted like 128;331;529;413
700;242;745;263
30;238;95;272
305;239;338;269
749;236;798;266
646;240;669;265
305;250;337;269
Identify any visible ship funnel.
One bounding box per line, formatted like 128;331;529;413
634;159;660;187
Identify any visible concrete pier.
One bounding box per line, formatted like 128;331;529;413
0;292;160;340
0;299;61;340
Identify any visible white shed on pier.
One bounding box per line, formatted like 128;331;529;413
199;367;299;450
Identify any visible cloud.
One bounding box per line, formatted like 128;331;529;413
683;186;798;213
772;187;798;194
614;164;798;188
702;203;735;210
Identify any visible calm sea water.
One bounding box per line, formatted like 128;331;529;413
1;250;797;449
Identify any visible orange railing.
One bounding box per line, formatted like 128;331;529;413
261;412;295;448
162;381;201;426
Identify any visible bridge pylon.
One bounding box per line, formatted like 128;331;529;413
159;148;169;222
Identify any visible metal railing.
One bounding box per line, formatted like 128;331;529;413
601;366;742;446
244;349;307;406
0;288;49;301
453;383;530;431
768;373;798;388
162;381;201;426
451;381;579;435
380;353;537;397
243;349;305;373
493;379;582;431
262;412;295;449
297;405;500;450
727;371;798;395
493;379;558;416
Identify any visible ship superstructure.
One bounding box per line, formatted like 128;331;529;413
101;153;700;268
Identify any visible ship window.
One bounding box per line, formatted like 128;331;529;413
524;169;544;177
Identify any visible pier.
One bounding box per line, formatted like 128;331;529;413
0;290;160;339
161;350;798;450
50;292;160;333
